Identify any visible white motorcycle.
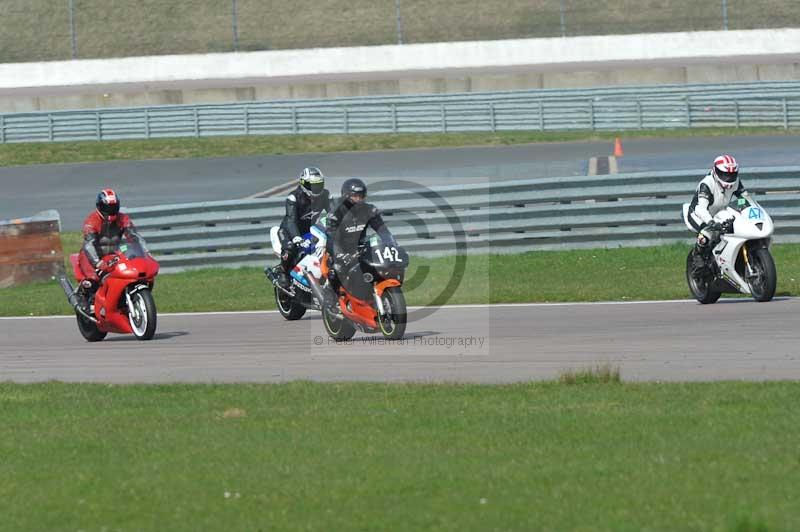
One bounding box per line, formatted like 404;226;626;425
266;217;329;320
682;195;777;304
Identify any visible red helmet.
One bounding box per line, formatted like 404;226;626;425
712;155;739;189
96;188;120;220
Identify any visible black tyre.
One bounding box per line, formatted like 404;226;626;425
322;299;356;341
686;250;721;304
76;312;107;342
378;287;407;340
748;247;777;302
128;288;157;340
275;287;306;320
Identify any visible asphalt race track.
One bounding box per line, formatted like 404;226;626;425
2;299;799;383
2;134;798;229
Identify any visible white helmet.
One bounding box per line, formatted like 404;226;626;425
299;167;325;197
712;154;739;190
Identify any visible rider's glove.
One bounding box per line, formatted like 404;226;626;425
290;236;303;248
300;238;312;249
95;259;109;273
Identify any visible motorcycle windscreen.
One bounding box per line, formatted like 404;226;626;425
118;240;148;259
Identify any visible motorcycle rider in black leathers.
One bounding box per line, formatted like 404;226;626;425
686;154;749;272
324;178;397;309
267;167;331;289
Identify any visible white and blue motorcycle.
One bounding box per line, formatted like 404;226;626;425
682;195;777;304
266;217;329;320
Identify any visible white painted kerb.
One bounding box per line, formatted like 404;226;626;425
1;29;799;94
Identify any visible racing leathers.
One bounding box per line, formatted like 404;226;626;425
276;185;331;276
76;210;144;308
325;197;397;299
687;173;749;265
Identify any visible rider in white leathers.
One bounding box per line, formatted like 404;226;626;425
686;154;749;269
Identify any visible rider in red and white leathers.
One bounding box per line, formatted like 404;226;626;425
686;154;749;268
76;189;144;308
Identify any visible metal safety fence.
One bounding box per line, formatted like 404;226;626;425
119;167;800;273
2;82;800;144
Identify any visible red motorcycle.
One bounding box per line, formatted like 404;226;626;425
60;240;160;341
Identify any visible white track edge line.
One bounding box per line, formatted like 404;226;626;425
6;297;795;320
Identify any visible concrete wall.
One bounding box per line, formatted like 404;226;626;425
1;29;799;112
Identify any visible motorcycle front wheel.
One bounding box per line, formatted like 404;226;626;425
378;287;407;340
128;288;157;340
748;247;777;302
686;250;721;304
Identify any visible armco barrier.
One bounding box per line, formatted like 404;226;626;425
0;210;64;287
2;81;800;143
121;167;800;273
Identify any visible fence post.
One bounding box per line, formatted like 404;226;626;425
685;97;691;128
395;0;404;45
441;104;446;133
193;108;199;137
783;98;789;129
391;104;398;132
231;0;240;52
291;107;297;134
734;101;740;128
244;106;250;135
721;0;729;30
489;102;496;132
95;111;101;140
539;100;544;131
68;0;77;58
559;0;567;37
588;99;595;130
0;115;4;144
48;115;54;141
144;108;150;139
637;100;643;129
343;108;349;134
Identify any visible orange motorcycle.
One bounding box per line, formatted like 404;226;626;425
318;236;408;341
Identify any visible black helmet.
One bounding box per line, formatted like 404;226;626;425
341;178;367;205
299;167;325;197
96;188;120;219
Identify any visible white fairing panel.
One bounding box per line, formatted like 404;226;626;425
270;226;281;256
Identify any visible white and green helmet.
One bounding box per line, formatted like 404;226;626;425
299;167;325;197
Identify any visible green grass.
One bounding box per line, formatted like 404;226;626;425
3;0;800;62
1;381;799;531
0;128;796;168
4;235;800;317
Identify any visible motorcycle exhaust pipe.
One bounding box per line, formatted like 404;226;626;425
59;277;98;323
302;268;328;309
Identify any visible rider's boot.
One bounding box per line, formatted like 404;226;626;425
691;244;711;274
75;280;94;314
265;265;290;289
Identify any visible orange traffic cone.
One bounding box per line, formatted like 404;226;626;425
613;137;624;157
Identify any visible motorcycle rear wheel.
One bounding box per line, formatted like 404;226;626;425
686;250;721;304
378;287;407;340
76;311;107;342
322;301;355;342
275;287;307;320
748;247;777;302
